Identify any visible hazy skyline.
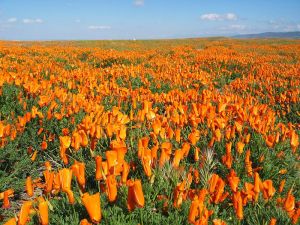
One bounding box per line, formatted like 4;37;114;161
1;0;300;40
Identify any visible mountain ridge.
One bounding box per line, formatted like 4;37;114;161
232;31;300;39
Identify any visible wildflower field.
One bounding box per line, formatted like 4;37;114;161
0;38;299;225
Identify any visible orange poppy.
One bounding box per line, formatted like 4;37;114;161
71;160;86;190
43;170;54;194
279;179;285;193
26;176;34;197
141;149;152;177
3;218;16;225
38;197;49;225
236;141;245;154
95;156;103;181
290;130;299;153
121;161;130;184
284;189;295;212
2;190;11;209
262;180;276;200
18;201;32;225
188;129;200;146
82;192;101;223
106;174;117;202
233;191;243;220
172;149;183;168
227;170;240;193
269;218;277;225
213;219;227;225
127;179;145;211
80;219;92;225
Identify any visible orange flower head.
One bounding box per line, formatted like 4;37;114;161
82;192;101;223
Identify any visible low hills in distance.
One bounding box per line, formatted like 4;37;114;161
232;31;300;39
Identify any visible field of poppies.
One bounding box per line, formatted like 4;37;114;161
0;38;299;225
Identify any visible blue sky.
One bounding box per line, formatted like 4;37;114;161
0;0;300;40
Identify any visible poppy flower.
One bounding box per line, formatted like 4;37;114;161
209;174;219;193
121;161;130;184
236;141;245;154
188;197;200;223
60;136;71;149
38;197;49;225
59;168;73;191
194;147;200;162
214;128;222;142
106;174;117;202
175;128;181;142
235;121;243;133
3;218;16;225
262;180;276;200
245;150;253;177
59;146;69;165
182;142;191;157
172;149;183;168
95;156;103;181
266;135;275;148
106;150;118;173
26;176;34;197
254;172;263;193
269;218;277;225
188;129;200;146
44;161;52;171
141;149;152;177
65;189;75;204
152;119;161;135
53;172;61;193
127;179;145;211
151;144;159;162
227;170;240;193
71;132;82;151
159;149;170;168
43;170;54;194
173;181;186;208
284;189;295;212
82;192;101;223
222;142;232;169
71;160;86;191
213;178;225;204
59;168;74;204
80;219;92;225
279;179;285;193
41;140;48;151
2;190;11;209
233;191;243;220
79;130;89;147
290;130;299;153
213;219;227;225
0;189;14;209
18;201;32;225
30;150;38;162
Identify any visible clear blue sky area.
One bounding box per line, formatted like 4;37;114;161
1;0;300;40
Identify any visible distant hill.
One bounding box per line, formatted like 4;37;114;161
233;31;300;39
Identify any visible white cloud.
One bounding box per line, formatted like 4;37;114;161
267;20;300;32
7;17;17;23
22;18;43;24
88;25;111;30
201;13;221;21
230;24;246;30
134;0;144;6
201;13;237;21
225;13;237;20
